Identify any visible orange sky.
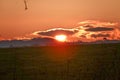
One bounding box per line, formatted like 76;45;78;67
0;0;120;39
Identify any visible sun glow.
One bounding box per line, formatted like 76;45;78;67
55;35;67;42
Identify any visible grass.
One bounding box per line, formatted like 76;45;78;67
0;43;120;80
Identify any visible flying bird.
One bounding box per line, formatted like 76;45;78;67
24;0;28;10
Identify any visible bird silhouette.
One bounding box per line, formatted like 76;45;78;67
24;0;28;10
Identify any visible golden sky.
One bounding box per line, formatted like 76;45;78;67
0;0;120;39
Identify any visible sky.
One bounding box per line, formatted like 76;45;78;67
0;0;120;41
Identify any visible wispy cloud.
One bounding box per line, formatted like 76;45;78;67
78;20;118;27
32;28;79;37
76;20;120;41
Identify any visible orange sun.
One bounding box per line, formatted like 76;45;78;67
55;35;67;42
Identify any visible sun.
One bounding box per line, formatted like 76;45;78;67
55;35;67;42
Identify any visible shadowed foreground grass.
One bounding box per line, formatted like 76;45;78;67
0;43;120;80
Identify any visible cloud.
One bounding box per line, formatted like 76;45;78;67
33;28;79;37
78;20;118;27
28;20;120;42
85;27;114;32
0;37;60;48
91;34;110;38
31;37;56;42
80;35;86;38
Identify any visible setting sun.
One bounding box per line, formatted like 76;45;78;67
55;35;67;42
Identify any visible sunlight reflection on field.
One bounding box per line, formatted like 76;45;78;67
44;46;76;62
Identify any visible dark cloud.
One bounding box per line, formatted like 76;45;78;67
91;34;110;38
85;27;114;32
84;25;94;28
34;28;79;37
80;35;86;38
31;37;56;42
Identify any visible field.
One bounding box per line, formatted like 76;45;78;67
0;43;120;80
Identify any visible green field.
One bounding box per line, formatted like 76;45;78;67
0;43;120;80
